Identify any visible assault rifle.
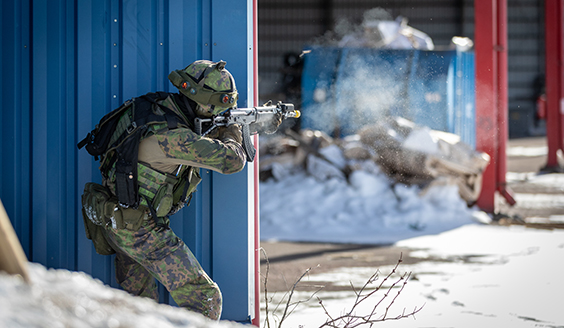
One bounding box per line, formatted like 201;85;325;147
194;101;300;162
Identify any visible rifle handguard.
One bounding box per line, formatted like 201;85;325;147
193;101;299;162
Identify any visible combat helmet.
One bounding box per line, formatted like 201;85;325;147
168;60;238;117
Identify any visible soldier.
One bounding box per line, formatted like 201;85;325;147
80;60;271;320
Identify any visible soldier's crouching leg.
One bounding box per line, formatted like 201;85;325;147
105;218;222;320
114;251;159;301
148;233;223;320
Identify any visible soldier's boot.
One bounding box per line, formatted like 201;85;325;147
170;273;223;320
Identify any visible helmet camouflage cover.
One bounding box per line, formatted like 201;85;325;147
168;60;238;117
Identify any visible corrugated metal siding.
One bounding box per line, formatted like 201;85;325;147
330;0;465;44
258;0;328;95
258;0;466;97
1;0;255;322
507;0;545;137
0;0;32;257
30;0;77;273
258;0;545;137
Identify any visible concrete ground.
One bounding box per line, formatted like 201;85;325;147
259;136;564;292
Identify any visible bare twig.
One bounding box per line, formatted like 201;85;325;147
260;247;272;328
261;251;423;328
261;248;324;328
318;299;335;324
279;266;325;328
381;272;410;320
318;254;424;328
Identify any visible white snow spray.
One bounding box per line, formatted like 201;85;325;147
304;53;408;136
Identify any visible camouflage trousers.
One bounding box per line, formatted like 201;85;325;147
103;216;222;320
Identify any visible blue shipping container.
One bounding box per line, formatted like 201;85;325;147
301;47;476;147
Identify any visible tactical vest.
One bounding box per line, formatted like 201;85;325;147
78;92;201;225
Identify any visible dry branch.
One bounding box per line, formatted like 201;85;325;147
261;251;424;328
318;254;424;328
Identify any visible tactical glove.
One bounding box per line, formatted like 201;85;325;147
249;112;283;135
265;112;283;134
218;124;243;144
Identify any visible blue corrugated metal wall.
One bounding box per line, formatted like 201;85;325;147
1;0;256;322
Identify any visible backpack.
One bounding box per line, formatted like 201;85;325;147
77;92;199;215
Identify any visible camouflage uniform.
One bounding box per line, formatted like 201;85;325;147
102;94;246;320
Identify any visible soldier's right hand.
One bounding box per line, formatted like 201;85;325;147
218;124;243;144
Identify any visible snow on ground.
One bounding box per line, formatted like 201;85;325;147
264;224;564;328
0;264;241;328
259;142;564;327
506;145;548;157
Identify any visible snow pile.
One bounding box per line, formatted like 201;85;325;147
259;127;486;244
259;118;490;244
260;169;478;244
0;263;241;328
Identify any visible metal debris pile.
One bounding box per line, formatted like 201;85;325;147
259;117;490;205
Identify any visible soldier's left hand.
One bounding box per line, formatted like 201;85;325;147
264;112;282;134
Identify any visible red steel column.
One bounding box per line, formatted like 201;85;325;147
544;0;564;169
475;0;498;212
495;0;515;205
474;0;515;212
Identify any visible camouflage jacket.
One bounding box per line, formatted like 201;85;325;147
102;93;246;218
137;95;246;175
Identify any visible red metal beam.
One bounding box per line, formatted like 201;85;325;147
474;0;515;212
474;0;498;212
495;0;515;206
544;0;564;170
